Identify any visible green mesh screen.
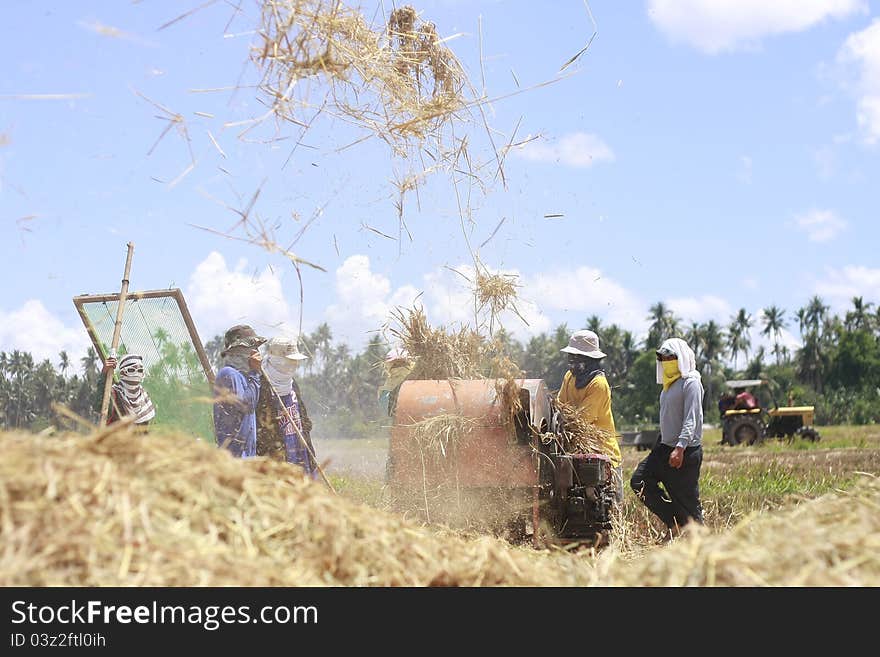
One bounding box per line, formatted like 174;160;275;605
74;290;215;443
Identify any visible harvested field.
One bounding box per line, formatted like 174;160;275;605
1;426;879;586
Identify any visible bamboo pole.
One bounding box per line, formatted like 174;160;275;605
261;369;336;493
99;242;135;427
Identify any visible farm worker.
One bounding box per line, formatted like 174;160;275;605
256;336;318;480
734;389;758;410
557;329;623;504
96;353;155;428
213;324;266;458
630;337;705;539
378;347;415;417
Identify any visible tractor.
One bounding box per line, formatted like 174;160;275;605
720;379;820;446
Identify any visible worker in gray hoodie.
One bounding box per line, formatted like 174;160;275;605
630;337;704;538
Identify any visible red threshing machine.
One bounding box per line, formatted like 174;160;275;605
386;378;617;545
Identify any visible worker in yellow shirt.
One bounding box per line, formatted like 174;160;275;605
557;329;623;503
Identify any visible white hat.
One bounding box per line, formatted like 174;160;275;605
266;336;309;361
560;329;606;358
385;347;409;362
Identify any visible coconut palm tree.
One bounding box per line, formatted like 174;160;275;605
586;314;602;334
804;295;828;335
647;301;680;348
761;305;787;365
845;296;874;331
727;309;752;370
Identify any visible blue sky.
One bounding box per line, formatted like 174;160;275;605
2;0;879;367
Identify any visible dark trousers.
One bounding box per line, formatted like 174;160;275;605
630;441;704;529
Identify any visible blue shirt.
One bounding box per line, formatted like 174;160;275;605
213;365;261;458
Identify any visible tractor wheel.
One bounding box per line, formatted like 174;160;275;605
796;425;821;442
727;415;765;446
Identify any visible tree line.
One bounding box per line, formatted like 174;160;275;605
3;295;879;437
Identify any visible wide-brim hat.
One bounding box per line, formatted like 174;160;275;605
221;324;267;355
266;336;309;361
560;329;606;359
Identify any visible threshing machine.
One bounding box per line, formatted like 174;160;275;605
386;378;617;545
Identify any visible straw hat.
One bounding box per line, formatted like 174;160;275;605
560;329;606;358
266;336;309;361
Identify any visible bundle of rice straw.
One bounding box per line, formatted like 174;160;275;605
387;305;524;424
255;1;466;150
474;268;526;335
552;401;613;455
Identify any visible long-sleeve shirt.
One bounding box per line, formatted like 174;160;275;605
213;365;260;458
659;376;704;449
557;370;621;467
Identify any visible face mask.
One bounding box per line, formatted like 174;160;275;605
661;359;680;390
263;356;297;395
119;362;145;385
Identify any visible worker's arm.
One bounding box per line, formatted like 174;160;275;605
213;367;260;454
677;378;703;449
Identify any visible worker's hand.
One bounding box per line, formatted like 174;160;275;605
247;349;263;373
669;446;685;469
103;357;117;374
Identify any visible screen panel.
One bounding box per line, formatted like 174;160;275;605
73;289;215;443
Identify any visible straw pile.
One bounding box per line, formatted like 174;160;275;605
388;306;486;381
387;305;524;429
607;475;880;586
1;428;879;585
0;427;595;586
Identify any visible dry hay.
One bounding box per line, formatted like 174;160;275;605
408;413;478;464
474;267;526;334
552;401;613;455
255;1;467;152
1;427;879;586
607;474;880;586
387;305;524;428
387;305;519;383
0;427;597;587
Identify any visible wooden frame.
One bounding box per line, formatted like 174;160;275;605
72;288;215;384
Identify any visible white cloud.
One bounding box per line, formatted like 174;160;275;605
525;266;647;334
0;300;90;365
325;255;422;346
668;295;733;324
815;265;880;304
792;209;847;242
186;251;297;341
515;132;615;168
648;0;866;54
838;19;880;143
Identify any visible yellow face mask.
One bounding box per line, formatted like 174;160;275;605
661;359;681;390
